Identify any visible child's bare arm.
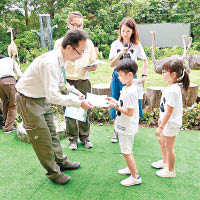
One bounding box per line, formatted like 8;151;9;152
116;107;134;117
155;105;174;136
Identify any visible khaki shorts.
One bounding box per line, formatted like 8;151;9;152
118;134;134;154
163;125;179;137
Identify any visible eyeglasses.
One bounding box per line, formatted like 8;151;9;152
73;47;85;56
162;70;168;74
70;23;83;29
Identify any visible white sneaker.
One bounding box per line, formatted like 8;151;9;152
69;142;77;150
83;140;93;149
156;168;176;178
111;130;118;143
120;175;142;186
118;167;131;175
152;160;168;169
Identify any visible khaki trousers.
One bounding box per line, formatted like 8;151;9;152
66;79;91;143
0;77;17;131
16;93;69;179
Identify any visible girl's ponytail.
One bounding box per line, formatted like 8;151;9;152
177;70;190;91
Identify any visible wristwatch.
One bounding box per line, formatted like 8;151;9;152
115;104;119;110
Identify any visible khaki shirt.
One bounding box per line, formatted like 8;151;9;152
16;49;81;107
54;38;97;80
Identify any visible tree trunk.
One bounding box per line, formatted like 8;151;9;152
24;0;29;26
91;84;110;96
182;83;199;107
145;84;199;110
48;0;55;19
146;86;165;110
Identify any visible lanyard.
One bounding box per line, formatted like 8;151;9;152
61;66;67;88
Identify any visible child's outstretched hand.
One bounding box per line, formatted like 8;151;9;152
106;97;118;108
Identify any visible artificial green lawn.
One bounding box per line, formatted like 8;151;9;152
0;125;199;200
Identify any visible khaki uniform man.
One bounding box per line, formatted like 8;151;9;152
54;11;97;150
16;30;93;185
0;55;22;133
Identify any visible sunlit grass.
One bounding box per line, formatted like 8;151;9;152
21;59;200;92
90;60;200;92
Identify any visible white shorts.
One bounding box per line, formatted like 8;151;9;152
163;126;179;137
118;134;134;154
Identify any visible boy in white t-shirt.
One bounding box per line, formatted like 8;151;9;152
107;58;141;186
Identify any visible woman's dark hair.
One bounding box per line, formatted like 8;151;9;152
163;59;190;91
118;18;139;45
62;29;89;49
115;58;138;75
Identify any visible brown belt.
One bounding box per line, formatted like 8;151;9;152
66;79;87;85
0;75;14;80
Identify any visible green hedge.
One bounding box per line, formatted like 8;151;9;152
89;103;200;130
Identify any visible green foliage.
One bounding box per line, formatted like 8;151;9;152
0;0;200;61
15;31;48;63
144;46;200;60
0;33;10;56
89;107;113;125
140;104;200;130
132;0;200;42
182;103;200;130
140;108;160;127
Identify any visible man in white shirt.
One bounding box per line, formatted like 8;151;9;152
16;30;93;185
0;55;22;133
54;11;97;150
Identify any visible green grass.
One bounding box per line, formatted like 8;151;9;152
0;125;199;200
21;60;200;92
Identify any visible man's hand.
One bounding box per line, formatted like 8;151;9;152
83;64;97;71
81;100;94;110
78;92;85;100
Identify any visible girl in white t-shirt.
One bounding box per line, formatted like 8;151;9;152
109;17;148;143
152;59;190;178
107;58;141;187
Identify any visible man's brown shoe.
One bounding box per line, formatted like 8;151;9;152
51;173;70;185
58;160;80;171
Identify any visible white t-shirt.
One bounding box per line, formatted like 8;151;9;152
0;57;22;79
160;84;183;129
115;83;139;135
109;40;147;63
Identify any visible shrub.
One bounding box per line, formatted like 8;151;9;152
144;45;200;61
182;103;200;130
140;104;200;130
89;107;113;125
140;107;159;127
15;31;40;63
